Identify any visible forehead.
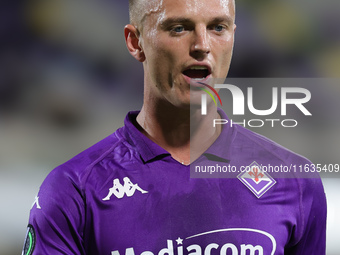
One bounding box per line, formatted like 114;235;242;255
143;0;235;25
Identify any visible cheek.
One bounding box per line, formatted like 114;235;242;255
145;48;173;86
149;43;181;73
212;50;233;77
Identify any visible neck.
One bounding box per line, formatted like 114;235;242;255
137;98;221;165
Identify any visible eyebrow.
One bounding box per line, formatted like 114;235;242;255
210;16;234;25
160;18;192;29
160;16;234;29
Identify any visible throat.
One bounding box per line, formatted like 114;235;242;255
171;150;191;166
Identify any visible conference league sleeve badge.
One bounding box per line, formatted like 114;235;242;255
22;225;36;255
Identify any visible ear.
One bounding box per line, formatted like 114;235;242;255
124;24;146;62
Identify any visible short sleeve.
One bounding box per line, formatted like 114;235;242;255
24;166;86;255
285;177;327;254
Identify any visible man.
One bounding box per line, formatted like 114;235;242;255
23;0;326;254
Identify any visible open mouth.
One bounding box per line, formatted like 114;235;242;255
183;66;211;80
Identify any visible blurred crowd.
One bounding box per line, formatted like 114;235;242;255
1;0;339;143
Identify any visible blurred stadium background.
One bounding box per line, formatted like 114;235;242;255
1;0;339;254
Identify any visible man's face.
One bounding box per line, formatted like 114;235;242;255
138;0;236;108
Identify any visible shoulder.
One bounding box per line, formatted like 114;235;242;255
26;129;132;254
232;124;326;208
232;125;326;232
232;124;311;167
231;124;325;197
41;126;135;193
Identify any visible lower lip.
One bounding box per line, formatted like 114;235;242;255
183;74;212;88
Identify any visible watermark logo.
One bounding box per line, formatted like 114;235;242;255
198;82;223;115
237;161;276;198
198;82;312;128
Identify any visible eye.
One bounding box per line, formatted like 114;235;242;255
214;24;225;32
171;25;185;33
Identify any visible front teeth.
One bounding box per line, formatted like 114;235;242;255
190;66;208;70
190;66;208;80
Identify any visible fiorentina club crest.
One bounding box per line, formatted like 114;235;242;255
237;161;276;198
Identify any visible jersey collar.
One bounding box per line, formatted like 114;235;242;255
200;108;235;163
124;111;170;163
123;109;235;164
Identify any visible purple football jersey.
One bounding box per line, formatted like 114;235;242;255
23;110;326;255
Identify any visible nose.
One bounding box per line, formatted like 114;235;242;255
191;26;211;58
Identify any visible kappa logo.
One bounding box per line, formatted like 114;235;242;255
103;177;148;200
31;195;41;210
237;161;276;198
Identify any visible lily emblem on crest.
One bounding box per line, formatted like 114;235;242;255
237;161;276;199
103;177;148;200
